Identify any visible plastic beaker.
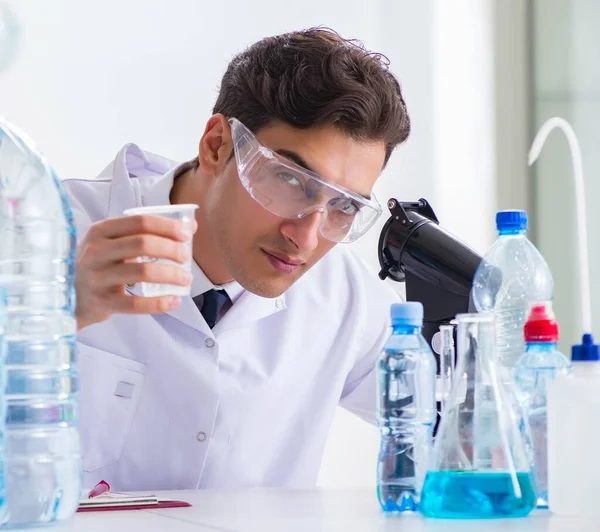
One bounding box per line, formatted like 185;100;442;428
123;204;197;297
420;313;536;519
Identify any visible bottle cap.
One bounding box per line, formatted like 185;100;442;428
496;210;528;232
524;302;559;342
391;302;424;327
572;333;600;361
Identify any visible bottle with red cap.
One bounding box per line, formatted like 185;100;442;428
513;302;572;509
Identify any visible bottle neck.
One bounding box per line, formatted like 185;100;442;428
498;228;527;236
391;324;421;335
526;341;558;350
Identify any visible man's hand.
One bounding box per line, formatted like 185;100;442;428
75;215;195;331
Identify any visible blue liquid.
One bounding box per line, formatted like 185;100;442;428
377;484;418;512
420;471;536;519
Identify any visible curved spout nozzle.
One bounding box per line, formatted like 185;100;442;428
527;117;591;334
528;117;582;167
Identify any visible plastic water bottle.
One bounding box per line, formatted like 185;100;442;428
513;303;571;509
376;302;436;512
472;210;554;382
0;287;7;525
0;117;81;526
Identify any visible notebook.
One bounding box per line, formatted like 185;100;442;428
78;480;192;512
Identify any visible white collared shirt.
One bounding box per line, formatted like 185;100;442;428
63;143;400;491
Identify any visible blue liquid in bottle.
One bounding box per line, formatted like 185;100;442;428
420;471;536;519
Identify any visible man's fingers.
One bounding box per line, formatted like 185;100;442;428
92;215;190;241
99;262;191;289
111;294;182;315
92;235;188;266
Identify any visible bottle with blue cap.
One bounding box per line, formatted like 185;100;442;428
376;302;436;512
472;210;554;385
547;332;600;516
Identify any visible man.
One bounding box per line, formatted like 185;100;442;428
66;27;410;491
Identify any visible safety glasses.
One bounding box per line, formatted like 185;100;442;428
228;118;382;244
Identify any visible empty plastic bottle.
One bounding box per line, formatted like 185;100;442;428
0;287;7;525
376;302;436;512
0;116;81;526
513;302;571;508
472;210;554;384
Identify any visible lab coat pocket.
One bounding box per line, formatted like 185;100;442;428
77;343;146;472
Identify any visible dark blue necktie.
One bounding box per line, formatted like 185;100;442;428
193;289;230;328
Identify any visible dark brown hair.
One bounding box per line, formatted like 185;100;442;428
204;27;410;166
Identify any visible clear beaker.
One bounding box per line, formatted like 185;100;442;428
123;204;197;297
420;313;536;519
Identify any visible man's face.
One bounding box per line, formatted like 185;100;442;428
205;120;386;298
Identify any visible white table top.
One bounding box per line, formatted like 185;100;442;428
62;489;600;532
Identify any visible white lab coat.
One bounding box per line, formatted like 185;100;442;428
63;143;401;491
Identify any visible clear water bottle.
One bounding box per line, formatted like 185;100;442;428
514;302;571;508
472;210;554;382
376;302;436;512
0;287;7;525
0;117;81;526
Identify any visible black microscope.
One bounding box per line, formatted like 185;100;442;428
377;198;482;364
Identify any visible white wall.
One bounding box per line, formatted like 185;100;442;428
432;0;497;254
0;0;499;488
531;0;600;352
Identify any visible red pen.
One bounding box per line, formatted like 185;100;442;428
88;480;111;498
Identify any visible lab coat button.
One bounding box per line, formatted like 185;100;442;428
196;431;207;442
204;338;215;348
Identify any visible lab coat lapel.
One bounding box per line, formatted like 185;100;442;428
124;283;208;333
107;144;144;218
125;283;285;333
106;143;177;217
214;291;286;332
164;295;208;333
